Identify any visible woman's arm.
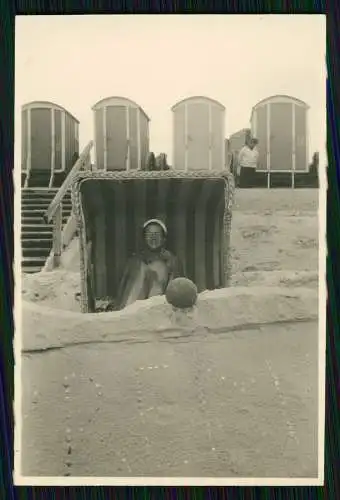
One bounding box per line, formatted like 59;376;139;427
115;255;141;309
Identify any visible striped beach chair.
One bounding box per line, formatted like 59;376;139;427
72;170;235;313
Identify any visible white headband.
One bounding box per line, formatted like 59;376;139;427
143;218;167;236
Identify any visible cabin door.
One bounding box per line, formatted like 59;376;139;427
187;103;210;170
30;108;52;171
269;103;293;171
106;105;128;171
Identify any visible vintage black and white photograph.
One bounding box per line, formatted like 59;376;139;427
14;15;326;485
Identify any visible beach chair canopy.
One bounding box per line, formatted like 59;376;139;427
72;170;234;312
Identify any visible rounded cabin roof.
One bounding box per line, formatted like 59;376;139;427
92;96;150;121
21;101;80;123
250;95;309;124
252;94;309;113
171;96;226;112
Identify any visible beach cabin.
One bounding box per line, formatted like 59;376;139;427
92;96;150;171
172;96;226;171
21;101;79;188
224;138;231;170
250;95;309;186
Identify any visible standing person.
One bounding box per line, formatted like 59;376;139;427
237;138;259;187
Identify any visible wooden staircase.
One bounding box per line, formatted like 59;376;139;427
21;141;93;274
21;188;72;273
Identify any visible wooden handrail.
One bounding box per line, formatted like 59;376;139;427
44;140;93;223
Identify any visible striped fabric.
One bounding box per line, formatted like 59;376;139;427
72;170;234;312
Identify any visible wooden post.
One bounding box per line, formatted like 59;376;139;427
208;103;212;170
137;108;141;170
292;102;296;189
49;107;55;188
24;107;32;188
172;109;176;170
126;106;130;170
61;111;66;172
24;171;29;189
103;107;107;171
305;106;309;173
184;103;188;171
52;204;62;268
267;103;271;189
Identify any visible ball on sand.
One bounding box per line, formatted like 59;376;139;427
165;278;198;309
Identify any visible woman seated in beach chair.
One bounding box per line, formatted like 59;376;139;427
112;218;184;310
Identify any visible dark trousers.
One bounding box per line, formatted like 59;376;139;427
239;166;257;188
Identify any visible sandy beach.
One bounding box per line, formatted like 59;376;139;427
20;188;319;478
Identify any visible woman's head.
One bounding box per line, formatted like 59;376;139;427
143;219;167;251
250;137;258;149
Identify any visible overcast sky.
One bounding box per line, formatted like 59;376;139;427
15;14;326;165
